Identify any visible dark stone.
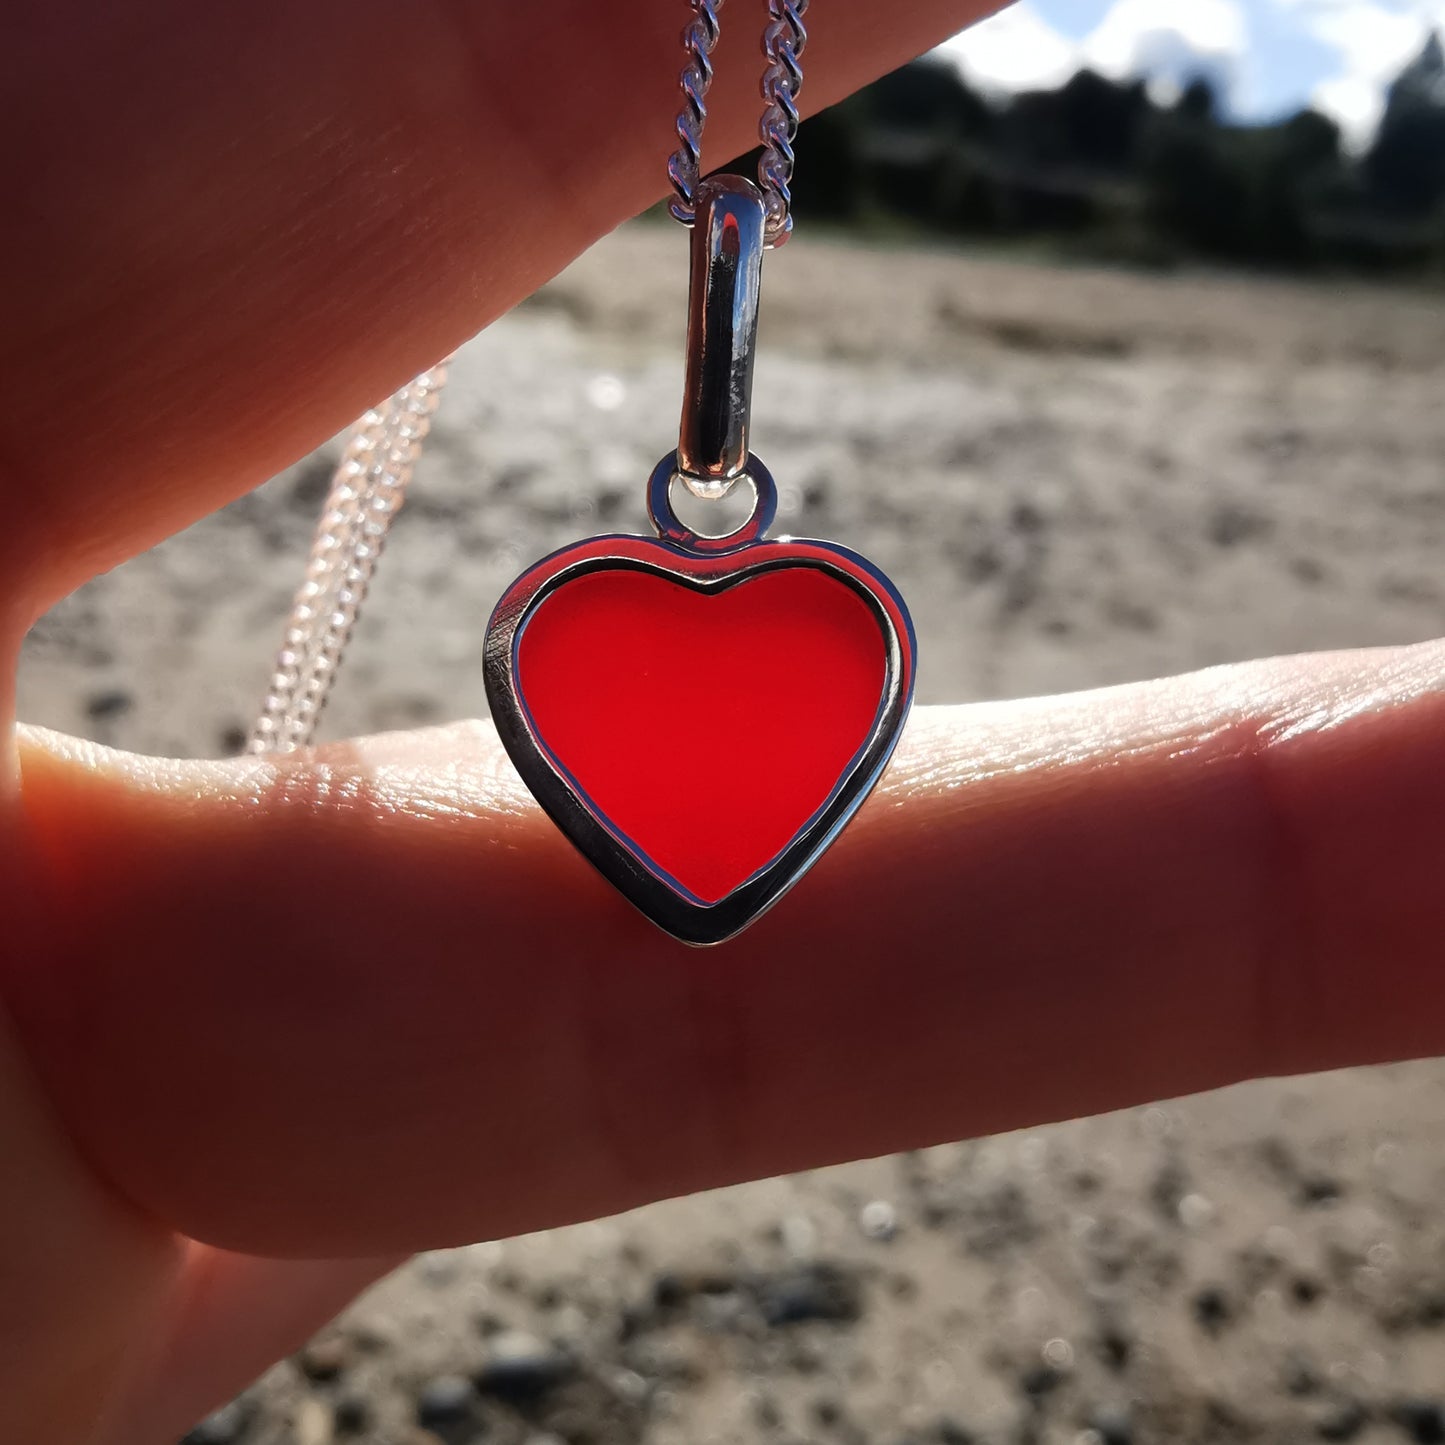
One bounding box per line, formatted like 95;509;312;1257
1392;1400;1445;1444
1010;500;1046;534
935;1420;975;1445
1291;1275;1324;1308
289;456;335;511
1316;1400;1368;1441
652;1272;687;1310
334;1395;372;1434
473;1341;575;1403
1208;504;1270;548
218;724;248;756
651;1268;738;1311
86;688;133;721
1299;1174;1344;1207
1096;1325;1132;1372
616;1304;646;1342
416;1375;476;1428
756;1263;863;1327
1192;1286;1232;1334
1019;1365;1063;1400
181;1400;251;1445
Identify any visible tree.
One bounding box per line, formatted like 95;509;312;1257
1365;31;1445;216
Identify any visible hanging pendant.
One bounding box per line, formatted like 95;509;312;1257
484;177;916;945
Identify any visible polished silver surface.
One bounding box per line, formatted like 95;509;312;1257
677;176;767;490
248;361;451;754
484;450;916;947
649;449;776;550
667;0;723;228
756;0;810;244
667;0;809;246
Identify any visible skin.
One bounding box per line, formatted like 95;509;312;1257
2;3;1444;1442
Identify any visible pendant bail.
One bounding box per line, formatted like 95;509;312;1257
676;174;767;497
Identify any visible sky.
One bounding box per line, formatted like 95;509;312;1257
933;0;1445;148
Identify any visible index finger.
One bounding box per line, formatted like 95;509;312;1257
9;642;1445;1256
2;0;989;614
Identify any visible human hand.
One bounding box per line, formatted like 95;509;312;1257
5;4;1445;1442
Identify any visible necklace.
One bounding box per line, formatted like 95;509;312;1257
251;0;916;946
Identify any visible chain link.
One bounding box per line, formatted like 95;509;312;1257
668;0;810;245
247;363;449;754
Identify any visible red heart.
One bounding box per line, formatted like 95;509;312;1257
515;566;888;903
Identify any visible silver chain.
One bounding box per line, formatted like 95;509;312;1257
246;363;449;754
668;0;810;245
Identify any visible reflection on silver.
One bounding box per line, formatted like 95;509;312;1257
677;176;766;494
483;451;917;947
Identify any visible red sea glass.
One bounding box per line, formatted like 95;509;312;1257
515;566;887;903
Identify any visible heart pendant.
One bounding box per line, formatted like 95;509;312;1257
484;453;916;945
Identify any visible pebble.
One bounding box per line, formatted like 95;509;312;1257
1315;1399;1368;1441
474;1333;576;1402
333;1395;371;1435
297;1335;350;1383
85;688;133;721
1094;1325;1131;1373
1019;1364;1063;1400
935;1420;975;1445
756;1263;863;1327
1192;1286;1232;1334
860;1200;899;1241
651;1267;738;1310
1177;1193;1215;1229
1393;1400;1445;1444
1042;1338;1075;1370
415;1375;475;1428
294;1398;333;1445
1298;1174;1344;1207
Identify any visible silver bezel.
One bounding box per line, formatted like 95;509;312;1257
483;456;917;946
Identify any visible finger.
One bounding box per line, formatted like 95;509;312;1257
0;1007;183;1445
3;0;993;609
7;642;1445;1258
110;1248;400;1445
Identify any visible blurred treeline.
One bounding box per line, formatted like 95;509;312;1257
785;33;1445;275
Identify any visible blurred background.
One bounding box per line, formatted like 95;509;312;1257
18;2;1445;1442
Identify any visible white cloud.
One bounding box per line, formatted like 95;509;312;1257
1085;0;1250;82
1312;72;1387;146
1305;1;1426;78
934;0;1445;144
936;0;1250;105
933;3;1081;95
1286;0;1434;147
